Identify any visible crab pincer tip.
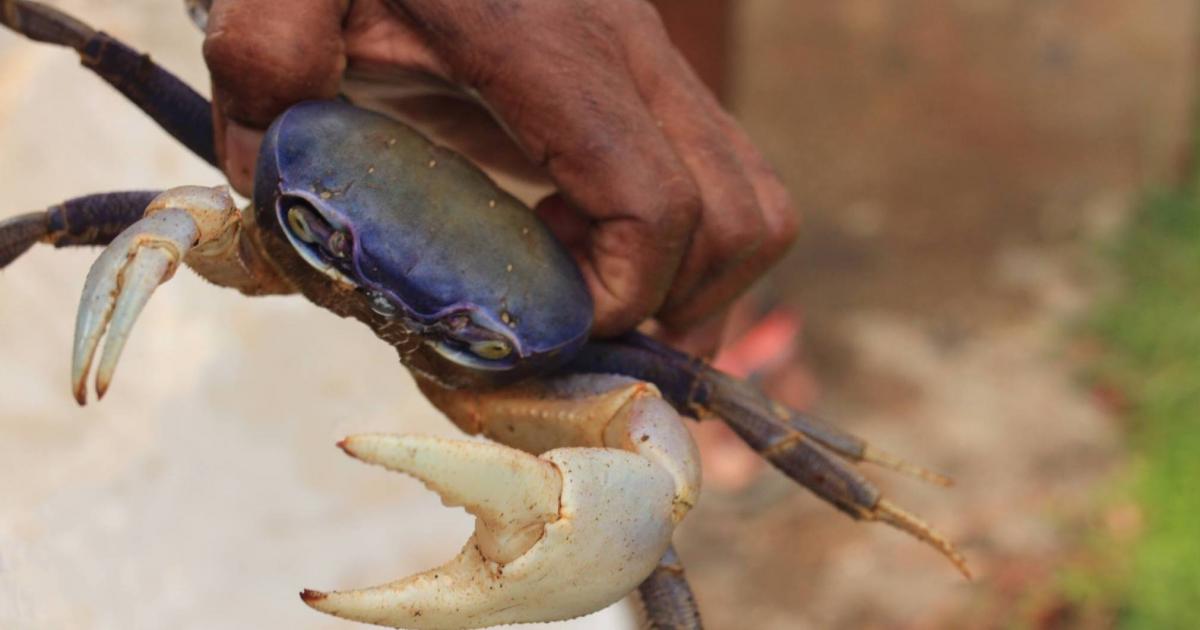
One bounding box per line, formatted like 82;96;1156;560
300;589;328;603
335;438;353;456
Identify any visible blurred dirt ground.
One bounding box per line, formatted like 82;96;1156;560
679;1;1194;628
1;1;1196;629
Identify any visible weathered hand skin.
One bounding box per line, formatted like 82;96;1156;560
202;0;800;347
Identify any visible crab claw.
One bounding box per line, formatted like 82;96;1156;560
303;434;677;629
71;186;236;404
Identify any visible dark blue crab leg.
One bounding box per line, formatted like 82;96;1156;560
0;190;161;268
637;545;703;630
568;332;970;577
574;332;949;481
1;0;217;167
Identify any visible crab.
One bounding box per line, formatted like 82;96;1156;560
0;2;968;628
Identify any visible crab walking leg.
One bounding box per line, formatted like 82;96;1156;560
304;375;701;629
0;191;163;268
72;186;238;404
569;334;971;577
705;379;971;578
1;0;218;166
578;333;951;483
636;545;703;630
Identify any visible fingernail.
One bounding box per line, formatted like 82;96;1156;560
223;121;265;197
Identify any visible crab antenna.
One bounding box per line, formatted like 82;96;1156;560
1;1;218;167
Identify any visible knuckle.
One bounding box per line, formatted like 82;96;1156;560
743;159;801;257
621;0;666;28
586;255;665;336
578;0;666;42
551;131;701;240
773;203;801;247
760;198;800;262
201;30;247;82
710;202;767;261
652;171;702;241
203;18;343;125
603;295;655;333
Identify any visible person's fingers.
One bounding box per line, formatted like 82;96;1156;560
717;111;802;294
204;0;348;126
656;97;799;333
215;121;263;197
533;194;590;254
648;310;730;359
395;0;703;336
659;118;799;332
618;7;785;335
540;193;728;357
204;0;349;193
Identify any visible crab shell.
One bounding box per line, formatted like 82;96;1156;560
251;101;593;389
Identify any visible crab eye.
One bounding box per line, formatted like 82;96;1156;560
287;206;316;243
328;230;350;258
470;339;512;360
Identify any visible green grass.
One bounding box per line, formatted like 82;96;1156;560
1089;185;1200;629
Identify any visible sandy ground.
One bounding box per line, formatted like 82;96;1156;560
1;1;1196;629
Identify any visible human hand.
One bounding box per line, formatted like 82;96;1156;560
203;0;798;352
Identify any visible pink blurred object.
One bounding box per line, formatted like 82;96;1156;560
713;308;802;378
694;306;811;492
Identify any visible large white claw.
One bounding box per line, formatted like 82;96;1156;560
71;186;235;404
305;434;677;629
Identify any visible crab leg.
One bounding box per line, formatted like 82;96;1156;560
1;0;217;166
569;333;971;577
0;190;163;269
72;186;238;404
637;545;703;630
304;375;701;629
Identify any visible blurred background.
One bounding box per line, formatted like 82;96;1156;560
1;1;1197;628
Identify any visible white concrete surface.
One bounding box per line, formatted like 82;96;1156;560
0;3;631;628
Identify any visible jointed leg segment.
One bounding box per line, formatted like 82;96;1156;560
637;545;703;630
0;190;161;267
2;0;218;166
569;334;971;578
